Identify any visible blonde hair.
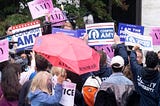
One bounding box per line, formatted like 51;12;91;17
30;71;52;94
51;66;66;77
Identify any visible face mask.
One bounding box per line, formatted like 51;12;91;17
22;58;28;65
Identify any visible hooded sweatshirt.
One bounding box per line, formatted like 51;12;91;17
130;51;160;106
27;84;63;106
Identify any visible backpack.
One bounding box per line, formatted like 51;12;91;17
82;76;102;106
94;88;117;106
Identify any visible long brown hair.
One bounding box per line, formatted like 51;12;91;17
1;63;21;101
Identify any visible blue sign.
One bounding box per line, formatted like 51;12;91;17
52;28;85;38
118;23;144;42
87;28;114;40
77;29;86;38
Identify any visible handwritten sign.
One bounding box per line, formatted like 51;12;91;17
28;0;54;19
12;20;42;52
118;23;144;42
149;27;160;45
59;81;76;106
47;7;67;26
0;39;9;62
125;30;153;50
86;22;115;46
51;76;76;106
94;44;114;59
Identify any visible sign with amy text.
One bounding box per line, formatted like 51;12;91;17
125;30;153;50
12;20;42;52
0;39;9;62
46;7;67;26
149;27;160;45
86;22;115;46
118;23;144;42
28;0;54;19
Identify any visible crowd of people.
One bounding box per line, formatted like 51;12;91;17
0;20;160;106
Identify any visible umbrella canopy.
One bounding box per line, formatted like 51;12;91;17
33;33;100;75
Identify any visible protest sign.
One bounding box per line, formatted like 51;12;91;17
28;0;54;19
149;27;160;45
86;22;115;46
125;30;153;50
47;7;67;26
0;39;9;62
59;81;76;106
118;23;144;42
12;20;42;52
94;44;114;59
52;27;85;38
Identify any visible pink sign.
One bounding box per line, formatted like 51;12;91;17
28;0;54;19
0;39;9;62
46;7;67;26
150;27;160;45
95;44;114;59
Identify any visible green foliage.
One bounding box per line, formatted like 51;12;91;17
5;14;31;25
0;0;128;36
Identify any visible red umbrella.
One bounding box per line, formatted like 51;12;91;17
33;33;100;75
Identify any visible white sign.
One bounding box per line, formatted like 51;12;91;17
86;22;115;46
59;81;76;106
125;30;153;50
12;20;42;52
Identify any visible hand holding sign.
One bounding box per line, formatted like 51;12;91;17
59;81;76;106
114;33;121;44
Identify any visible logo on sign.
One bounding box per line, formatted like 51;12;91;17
88;29;99;39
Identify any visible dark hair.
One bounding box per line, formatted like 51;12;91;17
111;63;123;72
35;54;49;72
42;21;52;35
97;50;107;67
145;51;158;68
0;61;9;72
1;63;21;101
5;24;12;32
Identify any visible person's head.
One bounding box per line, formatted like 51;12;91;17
30;71;52;94
97;50;107;67
111;55;124;72
50;66;66;77
5;24;12;35
136;49;143;65
42;21;52;35
145;51;159;68
63;21;73;30
1;63;21;101
35;54;49;72
14;52;31;72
